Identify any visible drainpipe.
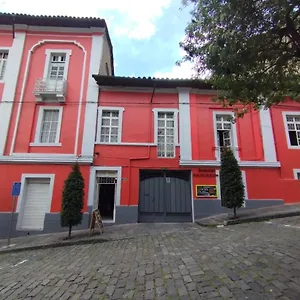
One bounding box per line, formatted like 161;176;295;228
128;85;156;206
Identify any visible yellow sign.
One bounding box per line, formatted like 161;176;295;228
196;185;218;198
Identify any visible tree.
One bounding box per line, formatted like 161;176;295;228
220;148;244;217
61;162;85;238
181;0;300;114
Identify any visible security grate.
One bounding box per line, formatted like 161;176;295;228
97;177;117;184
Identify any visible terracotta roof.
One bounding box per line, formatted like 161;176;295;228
0;12;114;75
92;75;213;90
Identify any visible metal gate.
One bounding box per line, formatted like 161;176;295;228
138;170;192;222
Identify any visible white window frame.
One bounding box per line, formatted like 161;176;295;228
153;108;179;158
293;169;300;180
16;174;55;230
0;47;10;83
282;112;300;149
96;106;125;144
213;111;239;161
43;49;72;80
30;106;63;146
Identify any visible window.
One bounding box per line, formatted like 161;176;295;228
32;107;63;146
100;110;120;143
157;112;175;158
48;54;66;80
214;112;239;160
0;51;8;80
293;169;300;180
285;115;300;146
97;107;124;144
43;49;72;81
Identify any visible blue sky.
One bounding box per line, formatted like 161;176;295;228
0;0;194;78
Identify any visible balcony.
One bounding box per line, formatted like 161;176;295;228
33;78;67;102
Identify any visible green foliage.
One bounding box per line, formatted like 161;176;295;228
220;148;244;216
61;162;84;237
181;0;300;112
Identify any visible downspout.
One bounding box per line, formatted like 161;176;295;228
128;85;156;206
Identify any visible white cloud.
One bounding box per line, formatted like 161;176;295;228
153;61;195;79
0;0;172;39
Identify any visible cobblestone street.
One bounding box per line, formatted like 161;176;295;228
1;217;300;300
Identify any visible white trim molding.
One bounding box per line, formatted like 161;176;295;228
95;142;156;146
81;35;104;157
180;160;281;168
96;106;125;143
88;166;122;224
293;169;300;180
152;108;179;145
16;173;55;230
0;33;26;156
282;111;300;149
213;111;239;161
43;49;72;79
9;39;87;156
178;88;192;160
260;108;277;161
0;154;93;164
32;106;63;145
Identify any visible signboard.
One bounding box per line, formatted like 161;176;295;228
196;185;217;198
11;182;21;196
89;209;104;235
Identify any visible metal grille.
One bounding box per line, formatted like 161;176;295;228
157;112;175;158
0;51;8;80
97;177;117;184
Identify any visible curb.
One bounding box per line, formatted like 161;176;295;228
0;237;110;254
196;211;300;227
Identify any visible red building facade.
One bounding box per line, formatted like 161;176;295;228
0;13;299;237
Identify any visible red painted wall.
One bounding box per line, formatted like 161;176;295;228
271;101;300;202
5;32;94;156
0;164;90;212
190;94;264;161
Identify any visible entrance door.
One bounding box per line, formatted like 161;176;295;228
19;178;51;230
96;177;116;221
138;170;192;222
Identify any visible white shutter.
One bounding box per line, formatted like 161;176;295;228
20;179;51;230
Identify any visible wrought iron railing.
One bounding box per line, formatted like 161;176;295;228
33;78;67;95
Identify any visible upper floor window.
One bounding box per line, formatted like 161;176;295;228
0;51;8;80
285;115;300;147
48;54;66;80
214;112;239;160
157;112;175;158
153;109;178;158
43;49;72;81
97;107;124;144
216;115;232;148
31;106;63;146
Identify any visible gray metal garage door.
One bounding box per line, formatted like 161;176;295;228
138;170;192;222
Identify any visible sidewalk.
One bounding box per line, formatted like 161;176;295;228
196;203;300;226
0;223;194;254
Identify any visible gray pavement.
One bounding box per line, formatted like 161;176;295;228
1;217;300;299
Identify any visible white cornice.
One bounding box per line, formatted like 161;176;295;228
0;155;93;164
180;160;281;168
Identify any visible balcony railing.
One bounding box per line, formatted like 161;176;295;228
33;78;67;102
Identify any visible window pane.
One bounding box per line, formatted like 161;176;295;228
166;120;174;127
289;131;298;146
224;123;231;129
100;110;120;143
288;123;295;130
286;116;294;122
39;110;59;143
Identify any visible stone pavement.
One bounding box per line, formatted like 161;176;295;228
1;217;300;299
196;203;300;226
